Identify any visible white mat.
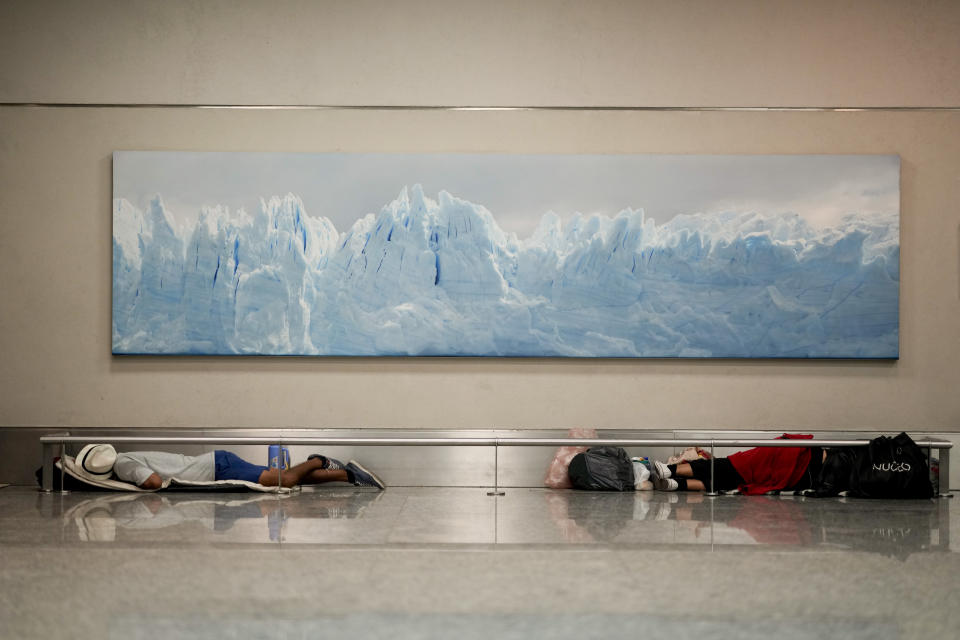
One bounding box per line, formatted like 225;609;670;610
58;457;292;493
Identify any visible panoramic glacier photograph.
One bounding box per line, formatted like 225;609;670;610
112;152;900;358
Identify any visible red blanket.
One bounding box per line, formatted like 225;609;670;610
728;434;813;495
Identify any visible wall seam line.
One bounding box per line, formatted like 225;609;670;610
2;103;959;112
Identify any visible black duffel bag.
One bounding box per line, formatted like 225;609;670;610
849;432;933;499
568;446;635;491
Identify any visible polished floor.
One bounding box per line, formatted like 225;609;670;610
1;485;957;639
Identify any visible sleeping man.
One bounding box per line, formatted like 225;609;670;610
75;443;385;490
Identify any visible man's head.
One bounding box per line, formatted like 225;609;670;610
74;444;118;481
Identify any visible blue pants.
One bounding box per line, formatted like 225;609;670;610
214;450;268;483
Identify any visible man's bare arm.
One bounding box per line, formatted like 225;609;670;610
140;473;163;490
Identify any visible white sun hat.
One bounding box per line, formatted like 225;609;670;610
73;444;118;481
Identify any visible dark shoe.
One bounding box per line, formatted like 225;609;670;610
308;454;346;470
346;461;385;490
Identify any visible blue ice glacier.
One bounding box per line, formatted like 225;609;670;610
112;185;899;358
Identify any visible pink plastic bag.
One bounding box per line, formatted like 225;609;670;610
544;428;598;489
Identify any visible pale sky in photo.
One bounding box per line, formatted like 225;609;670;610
114;152;900;239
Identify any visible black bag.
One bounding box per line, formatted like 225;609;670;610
568;447;635;491
849;432;933;499
811;447;857;497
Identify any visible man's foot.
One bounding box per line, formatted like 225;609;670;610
650;460;678;491
308;454;346;470
653;460;672;479
346;461;385;490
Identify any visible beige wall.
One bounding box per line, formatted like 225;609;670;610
1;1;958;433
3;0;959;107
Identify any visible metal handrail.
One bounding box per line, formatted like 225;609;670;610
37;435;955;448
40;432;953;496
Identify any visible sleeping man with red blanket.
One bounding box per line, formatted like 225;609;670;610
649;434;825;495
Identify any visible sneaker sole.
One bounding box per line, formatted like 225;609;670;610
649;461;667;491
348;460;385;490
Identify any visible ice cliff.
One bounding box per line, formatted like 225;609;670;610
112;185;899;358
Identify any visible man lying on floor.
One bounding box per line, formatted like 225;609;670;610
648;435;822;495
76;444;385;490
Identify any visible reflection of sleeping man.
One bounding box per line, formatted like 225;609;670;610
67;493;287;541
109;493;283;532
68;490;386;543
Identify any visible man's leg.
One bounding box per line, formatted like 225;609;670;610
673;462;693;477
669;463;706;489
303;469;349;484
684;458;744;493
254;456;384;489
651;461;705;491
257;458;331;488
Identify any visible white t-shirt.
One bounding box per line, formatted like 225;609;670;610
113;451;216;486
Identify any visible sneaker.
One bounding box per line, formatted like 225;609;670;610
308;454;346;470
653;460;672;479
346;460;385;490
650;460;678;491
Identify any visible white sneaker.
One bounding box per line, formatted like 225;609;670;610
653;477;679;492
653;460;672;479
650;461;678;491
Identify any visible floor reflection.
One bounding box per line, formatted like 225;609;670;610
542;490;949;557
48;487;951;556
5;486;954;640
62;488;383;544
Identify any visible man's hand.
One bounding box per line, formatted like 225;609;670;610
140;473;163;490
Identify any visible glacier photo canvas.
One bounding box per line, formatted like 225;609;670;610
112;152;899;358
